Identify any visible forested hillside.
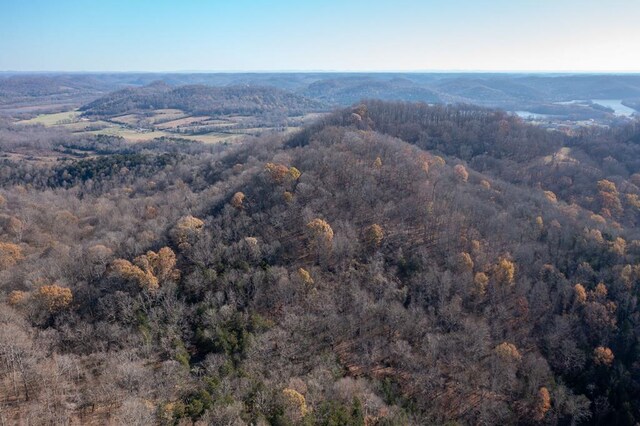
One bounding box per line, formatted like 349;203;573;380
302;77;441;105
1;101;640;425
80;83;325;117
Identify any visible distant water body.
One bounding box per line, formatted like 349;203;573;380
590;99;637;117
513;111;552;120
556;99;637;117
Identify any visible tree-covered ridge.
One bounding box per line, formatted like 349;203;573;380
1;102;640;424
80;83;326;117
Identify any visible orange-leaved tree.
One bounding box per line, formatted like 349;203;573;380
593;346;614;367
533;387;551;421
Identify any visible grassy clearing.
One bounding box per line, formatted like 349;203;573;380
60;120;112;132
148;109;186;124
107;110;188;127
179;133;242;144
109;114;141;125
18;110;82;126
88;127;169;142
0;151;62;164
155;116;210;129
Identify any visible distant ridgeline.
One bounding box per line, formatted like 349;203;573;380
3;73;640;120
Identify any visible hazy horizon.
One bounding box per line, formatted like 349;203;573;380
2;0;639;73
3;70;640;75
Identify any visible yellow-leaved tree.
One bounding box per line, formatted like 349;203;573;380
494;342;522;362
457;252;474;272
373;156;383;169
282;388;308;423
288;166;301;181
7;290;28;306
574;283;587;305
231;192;245;209
454;164;469;182
143;247;180;282
594;282;608;300
307;218;334;246
265;162;290;184
36;284;73;312
597;179;623;218
0;242;23;270
265;162;301;185
364;224;384;248
298;268;314;286
171;215;204;249
112;258;159;291
473;272;489;296
112;247;180;292
494;258;516;287
543;190;558;203
611;237;626;256
307;218;334;262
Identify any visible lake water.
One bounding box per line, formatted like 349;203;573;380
555;99;637;117
513;111;552;120
590;99;637;117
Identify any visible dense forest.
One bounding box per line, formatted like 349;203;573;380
1;99;640;425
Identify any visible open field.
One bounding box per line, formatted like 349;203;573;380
108;114;140;126
12;108;320;145
147;108;186;123
155;115;210;129
88;127;171;141
18;110;82;125
178;132;241;144
0;151;64;164
59;120;112;131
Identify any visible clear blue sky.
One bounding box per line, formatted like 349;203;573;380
1;0;639;72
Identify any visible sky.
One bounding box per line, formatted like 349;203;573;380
1;0;639;72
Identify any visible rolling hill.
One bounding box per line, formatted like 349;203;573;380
80;83;326;117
